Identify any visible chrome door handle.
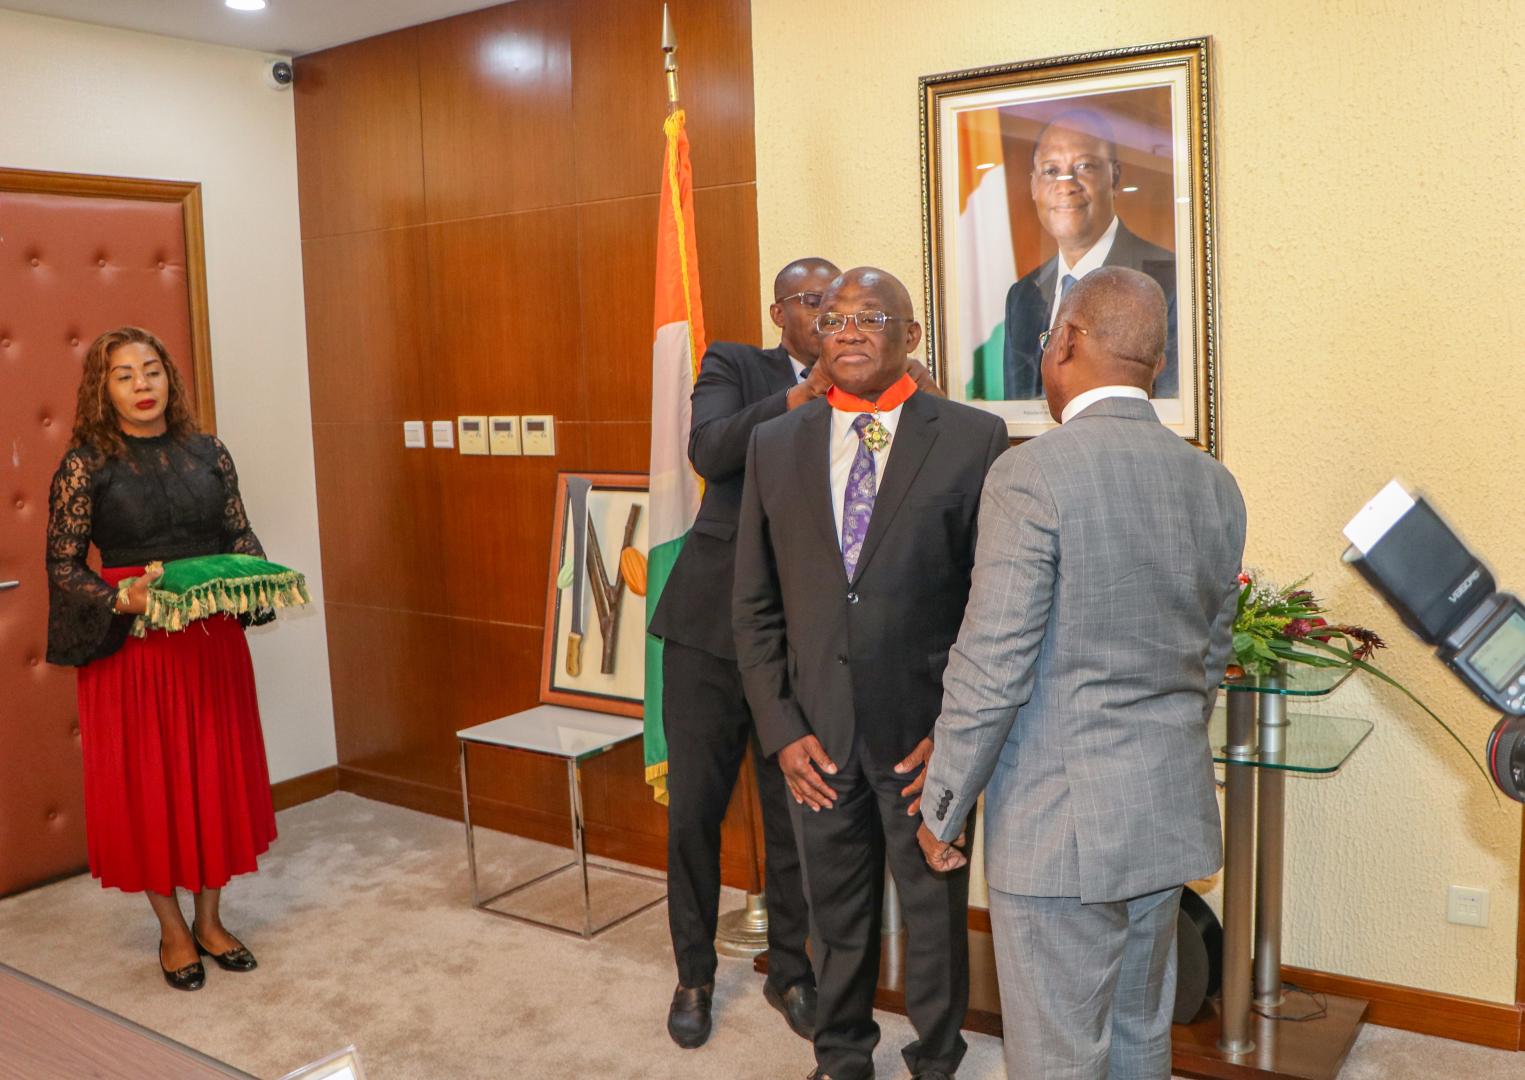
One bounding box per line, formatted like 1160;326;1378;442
0;581;19;592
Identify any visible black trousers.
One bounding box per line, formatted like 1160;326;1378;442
663;639;812;992
790;736;969;1080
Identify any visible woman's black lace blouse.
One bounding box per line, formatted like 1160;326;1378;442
46;432;267;667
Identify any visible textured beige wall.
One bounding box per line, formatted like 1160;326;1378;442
752;0;1525;1003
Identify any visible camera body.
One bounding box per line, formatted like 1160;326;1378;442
265;60;294;90
1344;481;1525;801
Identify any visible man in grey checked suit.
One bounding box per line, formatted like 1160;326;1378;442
917;267;1246;1079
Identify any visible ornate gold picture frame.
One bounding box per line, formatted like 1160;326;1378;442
921;37;1220;453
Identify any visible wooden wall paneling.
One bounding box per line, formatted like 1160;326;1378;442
328;603;543;788
417;0;575;221
425;207;583;420
301;228;433;425
570;0;757;204
310;422;444;613
297;0;766;888
576;195;659;420
572;421;652;473
692;183;762;346
293;30;427;239
432;425;589;628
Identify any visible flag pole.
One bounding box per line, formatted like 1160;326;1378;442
662;3;680;113
658;2;769;958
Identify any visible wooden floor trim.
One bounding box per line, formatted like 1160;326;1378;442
1282;965;1523;1051
270;765;339;811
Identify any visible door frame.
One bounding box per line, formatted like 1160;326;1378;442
0;166;216;428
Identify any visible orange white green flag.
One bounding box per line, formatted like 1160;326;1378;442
643;108;706;805
957;108;1016;399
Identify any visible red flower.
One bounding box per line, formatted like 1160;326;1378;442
1339;624;1387;661
1237;572;1251;585
1283;619;1312;639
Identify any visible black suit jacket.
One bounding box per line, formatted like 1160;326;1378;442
1002;220;1179;399
648;341;799;660
733;391;1009;766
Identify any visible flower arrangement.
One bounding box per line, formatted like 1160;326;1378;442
1229;571;1490;790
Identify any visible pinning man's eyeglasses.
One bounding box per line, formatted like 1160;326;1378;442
776;291;824;310
815;310;902;335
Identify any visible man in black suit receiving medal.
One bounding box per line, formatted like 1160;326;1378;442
649;257;839;1049
733;267;1008;1080
1003;108;1179;401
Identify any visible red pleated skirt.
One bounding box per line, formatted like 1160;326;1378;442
76;566;277;895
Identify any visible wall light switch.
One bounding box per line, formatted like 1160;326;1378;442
431;420;455;449
457;416;488;455
403;420;426;448
489;415;521;456
522;415;556;456
1447;885;1489;927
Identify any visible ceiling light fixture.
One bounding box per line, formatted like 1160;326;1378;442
975;162;997;171
1121;185;1139;193
226;0;267;12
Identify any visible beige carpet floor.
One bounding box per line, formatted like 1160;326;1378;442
0;792;1518;1079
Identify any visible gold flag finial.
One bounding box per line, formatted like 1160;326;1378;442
662;3;679;110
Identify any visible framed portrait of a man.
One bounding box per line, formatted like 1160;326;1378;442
921;38;1220;453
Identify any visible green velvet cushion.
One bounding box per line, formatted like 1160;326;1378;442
128;553;311;636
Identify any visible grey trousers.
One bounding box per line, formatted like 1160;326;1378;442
988;885;1182;1080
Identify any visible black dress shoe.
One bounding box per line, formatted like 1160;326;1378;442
666;982;713;1049
764;979;816;1040
158;943;206;992
193;928;258;972
911;1072;954;1079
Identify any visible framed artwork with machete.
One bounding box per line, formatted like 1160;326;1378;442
539;472;650;717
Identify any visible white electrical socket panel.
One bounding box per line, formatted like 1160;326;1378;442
403;420;426;448
1447;885;1489;927
431;420;455;449
488;416;521;455
457;416;488;455
522;415;555;456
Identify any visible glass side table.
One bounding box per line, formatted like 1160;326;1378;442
457;705;667;940
1212;665;1371;1060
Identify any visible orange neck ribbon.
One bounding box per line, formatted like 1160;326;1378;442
826;373;918;414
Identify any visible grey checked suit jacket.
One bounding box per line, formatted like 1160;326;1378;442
922;396;1246;904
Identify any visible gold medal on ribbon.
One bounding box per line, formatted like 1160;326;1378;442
862;412;890;452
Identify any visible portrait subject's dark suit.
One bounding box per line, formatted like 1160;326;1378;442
733;390;1008;1080
647;341;812;996
1003;220;1179;399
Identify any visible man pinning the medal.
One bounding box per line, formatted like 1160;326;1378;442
733;267;1009;1080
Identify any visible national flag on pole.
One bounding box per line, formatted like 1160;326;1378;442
643;108;706;805
957;108;1016;399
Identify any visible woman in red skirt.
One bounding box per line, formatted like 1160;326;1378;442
46;326;276;991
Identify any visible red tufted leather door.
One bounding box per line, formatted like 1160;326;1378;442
1;168;215;897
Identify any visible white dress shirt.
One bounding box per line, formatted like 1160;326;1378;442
1060;384;1149;424
1047;215;1121;329
829;403;904;542
789;355;806;382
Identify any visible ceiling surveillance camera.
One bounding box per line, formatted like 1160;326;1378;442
265;60;294;90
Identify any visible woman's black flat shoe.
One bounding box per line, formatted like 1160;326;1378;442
194;929;257;972
159;944;206;991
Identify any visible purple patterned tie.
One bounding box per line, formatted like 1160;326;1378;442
840;413;877;579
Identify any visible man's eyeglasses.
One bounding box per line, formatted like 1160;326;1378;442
815;310;903;335
776;291;824;310
1031;159;1114;185
1038;323;1089;352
